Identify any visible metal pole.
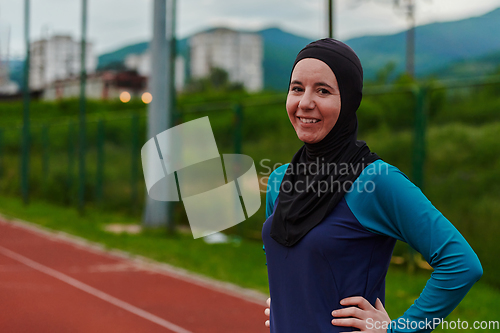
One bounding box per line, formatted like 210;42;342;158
67;121;76;205
412;87;427;190
21;0;30;205
408;86;428;273
42;124;49;194
328;0;334;38
78;0;88;214
406;0;415;77
131;113;139;213
143;0;171;228
95;119;104;206
170;0;177;109
167;0;177;234
233;104;243;155
0;128;3;180
233;103;244;239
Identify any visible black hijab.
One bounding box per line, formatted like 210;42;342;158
270;38;380;247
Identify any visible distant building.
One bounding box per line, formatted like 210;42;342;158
0;59;19;95
189;28;263;92
124;53;150;77
43;71;147;100
124;52;186;92
30;35;97;90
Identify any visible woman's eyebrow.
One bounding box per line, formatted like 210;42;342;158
290;80;334;90
315;82;334;90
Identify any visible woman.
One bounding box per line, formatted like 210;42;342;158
262;38;482;332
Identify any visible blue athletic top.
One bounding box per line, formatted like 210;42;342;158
262;160;482;333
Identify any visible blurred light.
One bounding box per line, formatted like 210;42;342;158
120;91;131;103
142;92;153;104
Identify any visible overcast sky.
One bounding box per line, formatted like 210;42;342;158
1;0;500;58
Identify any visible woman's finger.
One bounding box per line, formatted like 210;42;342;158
266;297;271;307
331;317;365;329
375;298;384;311
331;306;365;320
264;308;270;316
265;320;270;328
340;296;373;311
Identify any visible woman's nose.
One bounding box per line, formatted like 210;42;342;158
298;90;315;110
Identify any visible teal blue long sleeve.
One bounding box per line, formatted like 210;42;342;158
344;160;482;332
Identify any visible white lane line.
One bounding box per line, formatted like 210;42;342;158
0;217;268;306
0;245;193;333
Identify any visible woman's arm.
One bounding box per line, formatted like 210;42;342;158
344;161;483;333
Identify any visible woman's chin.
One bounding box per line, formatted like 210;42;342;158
297;133;320;144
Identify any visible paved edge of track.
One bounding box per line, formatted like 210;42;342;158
0;213;268;307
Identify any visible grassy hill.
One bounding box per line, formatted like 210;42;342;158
96;38;190;70
259;27;311;91
348;7;500;78
431;50;500;78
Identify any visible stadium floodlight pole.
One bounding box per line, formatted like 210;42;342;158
167;0;177;234
78;0;88;214
405;0;415;77
143;0;171;228
169;0;177;98
21;0;30;205
328;0;334;38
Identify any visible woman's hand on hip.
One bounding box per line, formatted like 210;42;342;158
264;297;271;328
331;297;390;332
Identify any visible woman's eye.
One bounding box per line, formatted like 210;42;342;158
291;86;303;92
318;88;330;95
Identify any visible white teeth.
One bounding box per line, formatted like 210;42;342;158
299;117;319;124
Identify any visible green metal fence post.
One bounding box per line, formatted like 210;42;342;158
131;113;139;213
233;103;245;239
21;0;31;205
42;124;49;194
173;106;182;125
67;121;75;205
78;0;88;215
412;86;428;193
233;103;243;155
0;128;3;181
408;85;429;273
168;108;182;233
95;119;104;207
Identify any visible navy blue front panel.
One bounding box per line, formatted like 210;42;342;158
262;197;395;333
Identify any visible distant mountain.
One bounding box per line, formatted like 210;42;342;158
259;27;312;90
97;42;149;69
90;7;500;90
97;38;190;70
7;60;25;89
431;50;500;79
347;7;500;79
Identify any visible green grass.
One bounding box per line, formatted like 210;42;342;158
0;194;498;329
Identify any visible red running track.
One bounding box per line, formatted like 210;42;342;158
0;218;268;333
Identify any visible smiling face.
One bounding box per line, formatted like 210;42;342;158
286;58;341;144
